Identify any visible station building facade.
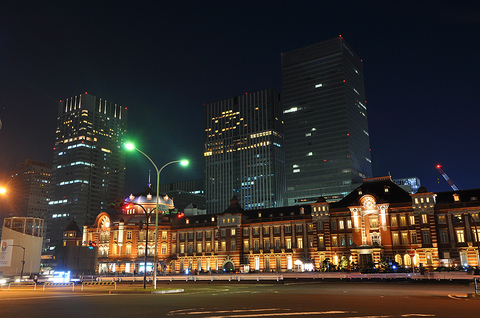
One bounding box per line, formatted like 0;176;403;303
79;177;480;274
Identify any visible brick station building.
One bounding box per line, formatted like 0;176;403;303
78;177;480;274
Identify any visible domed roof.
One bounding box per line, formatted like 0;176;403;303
316;197;327;203
126;189;174;208
416;186;428;193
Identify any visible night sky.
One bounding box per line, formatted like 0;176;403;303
1;1;479;196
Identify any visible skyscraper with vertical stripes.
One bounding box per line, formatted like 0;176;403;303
204;88;285;214
47;93;128;248
282;37;372;206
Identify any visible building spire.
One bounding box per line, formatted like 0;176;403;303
148;170;152;188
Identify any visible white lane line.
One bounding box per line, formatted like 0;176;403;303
205;311;354;318
169;308;287;315
168;310;435;318
447;294;467;300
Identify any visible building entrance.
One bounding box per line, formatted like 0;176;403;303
359;254;373;267
224;261;234;272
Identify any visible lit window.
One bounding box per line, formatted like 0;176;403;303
391;216;398;227
456;230;465;243
331;235;338;247
297;238;303;249
392;233;399;245
243;240;249;252
318;236;324;247
284;107;298;114
421;214;428;224
401;232;408;245
437;215;446;224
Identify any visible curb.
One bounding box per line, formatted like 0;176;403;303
152;289;184;294
109;289;184;295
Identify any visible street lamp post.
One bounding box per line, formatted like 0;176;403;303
125;143;188;289
12;245;25;279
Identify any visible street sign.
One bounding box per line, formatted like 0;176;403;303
409;250;415;257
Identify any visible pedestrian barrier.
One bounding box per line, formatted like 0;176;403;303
2;282;37;291
83;281;116;285
81;281;117;291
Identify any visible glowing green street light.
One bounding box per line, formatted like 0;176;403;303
124;142;189;288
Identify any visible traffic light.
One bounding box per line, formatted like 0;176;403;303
88;241;97;249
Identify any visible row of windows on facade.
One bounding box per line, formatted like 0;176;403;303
88;228;480;258
89;212;475;245
88;212;480;250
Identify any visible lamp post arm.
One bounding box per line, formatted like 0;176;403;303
159;160;183;175
133;147;160;174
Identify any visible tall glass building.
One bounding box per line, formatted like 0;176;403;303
282;37;372;206
204;88;285;214
47;93;128;248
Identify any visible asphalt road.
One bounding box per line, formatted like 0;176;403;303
1;281;479;318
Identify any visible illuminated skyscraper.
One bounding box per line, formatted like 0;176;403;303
204;88;285;214
282;37;372;205
47;93;127;248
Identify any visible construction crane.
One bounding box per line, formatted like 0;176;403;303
436;164;459;191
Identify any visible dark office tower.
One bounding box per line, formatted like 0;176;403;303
204;88;285;214
282;37;372;206
10;159;51;219
1;159;51;243
47;93;127;248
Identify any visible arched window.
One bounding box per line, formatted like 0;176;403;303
395;254;402;265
